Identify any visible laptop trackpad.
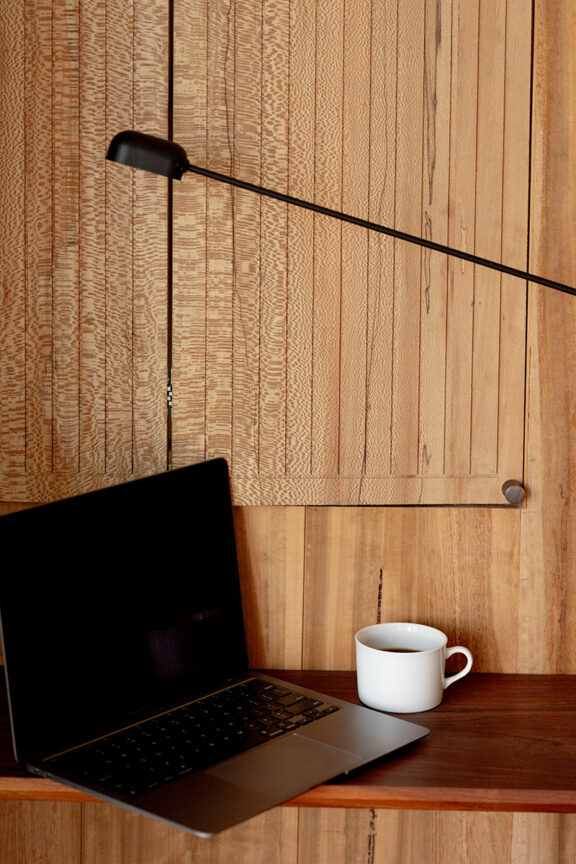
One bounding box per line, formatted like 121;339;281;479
207;733;362;796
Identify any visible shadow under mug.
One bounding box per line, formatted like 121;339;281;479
355;622;473;713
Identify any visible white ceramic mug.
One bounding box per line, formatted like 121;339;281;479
355;622;473;713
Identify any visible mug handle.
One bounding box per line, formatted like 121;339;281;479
443;646;473;689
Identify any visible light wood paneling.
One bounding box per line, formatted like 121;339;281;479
234;506;305;669
172;0;529;505
0;0;170;502
1;802;575;864
299;810;576;864
301;507;521;672
519;0;576;673
298;809;517;864
0;801;82;864
80;802;298;864
512;813;576;864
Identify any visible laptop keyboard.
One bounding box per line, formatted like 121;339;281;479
45;678;340;797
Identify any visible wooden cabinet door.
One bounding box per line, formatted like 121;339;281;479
0;0;170;502
171;0;531;505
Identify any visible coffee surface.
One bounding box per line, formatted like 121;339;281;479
381;647;421;653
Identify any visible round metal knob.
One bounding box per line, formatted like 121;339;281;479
501;479;525;505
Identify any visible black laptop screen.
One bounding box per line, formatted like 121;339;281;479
0;459;250;761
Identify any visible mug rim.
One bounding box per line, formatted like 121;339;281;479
355;621;448;653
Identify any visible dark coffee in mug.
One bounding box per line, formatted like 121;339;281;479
382;647;421;653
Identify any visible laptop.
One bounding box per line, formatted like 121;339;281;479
0;458;429;836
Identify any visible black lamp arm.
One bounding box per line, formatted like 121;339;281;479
107;130;576;297
186;161;576;297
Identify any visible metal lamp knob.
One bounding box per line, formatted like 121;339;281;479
501;480;525;505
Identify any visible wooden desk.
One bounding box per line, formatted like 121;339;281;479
1;672;575;813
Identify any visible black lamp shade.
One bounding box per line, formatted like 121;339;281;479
106;130;190;180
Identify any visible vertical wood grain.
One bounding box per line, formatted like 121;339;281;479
231;3;262;488
298;809;515;864
0;801;82;864
26;0;54;474
419;0;450;481
0;0;26;473
311;0;344;480
81;802;299;864
172;0;209;468
364;0;397;482
0;0;169;501
132;0;170;475
105;0;135;474
444;0;477;478
520;0;576;673
286;0;315;479
339;0;370;482
172;0;528;504
511;813;576;864
53;0;80;472
79;0;107;473
302;507;521;671
259;0;289;479
234;506;305;669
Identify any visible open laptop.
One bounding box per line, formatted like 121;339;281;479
0;458;429;836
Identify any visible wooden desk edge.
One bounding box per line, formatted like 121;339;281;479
2;777;575;814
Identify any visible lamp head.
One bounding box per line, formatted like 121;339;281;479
106;130;190;180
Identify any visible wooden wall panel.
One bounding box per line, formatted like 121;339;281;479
0;0;170;502
519;0;576;674
302;507;521;672
172;0;529;505
0;801;82;864
298;809;515;864
299;810;576;864
234;506;305;669
1;802;575;864
80;802;298;864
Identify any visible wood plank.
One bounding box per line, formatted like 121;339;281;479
418;0;451;479
511;813;576;864
25;0;55;474
391;0;425;479
298;809;515;864
0;0;26;474
339;0;370;481
311;0;344;480
204;0;234;465
52;0;80;472
234;506;305;669
172;0;209;468
259;0;289;479
520;0;576;673
496;0;531;481
364;1;397;482
105;0;135;474
81;803;298;864
470;0;506;475
286;0;315;479
231;2;262;486
79;0;107;473
132;0;170;475
0;801;82;863
444;0;478;478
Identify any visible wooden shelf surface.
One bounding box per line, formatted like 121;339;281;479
1;672;575;813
